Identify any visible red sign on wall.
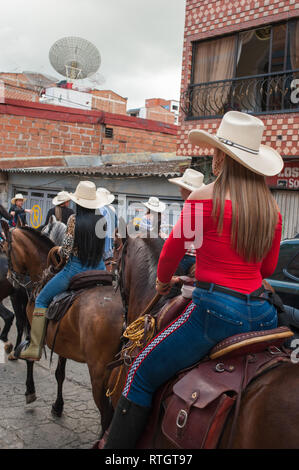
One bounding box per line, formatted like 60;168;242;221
267;161;299;190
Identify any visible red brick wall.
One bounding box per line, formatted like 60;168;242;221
146;106;176;125
0;99;177;163
0;73;39;103
101;124;177;154
178;0;299;158
91;90;127;115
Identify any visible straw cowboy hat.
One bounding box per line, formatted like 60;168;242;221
69;181;110;209
169;168;206;192
143;197;166;213
96;187;115;205
52;191;71;206
189;111;284;177
11;193;27;205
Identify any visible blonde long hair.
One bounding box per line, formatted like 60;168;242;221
212;155;279;262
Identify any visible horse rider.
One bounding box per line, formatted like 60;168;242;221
19;181;110;361
139;197;166;237
103;111;284;449
9;194;32;227
169;168;206;276
97;187;117;273
0;204;12;241
45;191;74;225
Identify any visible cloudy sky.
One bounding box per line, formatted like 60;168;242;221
0;0;186;109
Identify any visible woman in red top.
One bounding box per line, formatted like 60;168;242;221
104;111;284;449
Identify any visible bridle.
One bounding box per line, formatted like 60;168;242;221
6;228;37;298
115;238;129;325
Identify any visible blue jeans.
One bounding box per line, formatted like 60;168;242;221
35;256;106;308
122;285;277;407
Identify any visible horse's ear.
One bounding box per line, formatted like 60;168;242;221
1;220;9;240
49;215;57;225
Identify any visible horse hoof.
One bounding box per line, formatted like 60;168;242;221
26;393;37;404
51;405;63;418
4;342;13;354
8;352;18;361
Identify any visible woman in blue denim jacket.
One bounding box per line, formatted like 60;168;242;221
20;181;110;361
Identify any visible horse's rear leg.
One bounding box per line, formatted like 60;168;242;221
0;302;14;353
25;361;36;404
89;364;114;438
52;356;67;418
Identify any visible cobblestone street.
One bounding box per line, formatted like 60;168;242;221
0;300;102;449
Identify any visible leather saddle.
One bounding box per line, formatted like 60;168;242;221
46;270;113;322
114;285;294;449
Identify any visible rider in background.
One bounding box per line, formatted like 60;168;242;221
139;197;166;237
9;194;31;227
0;204;12;241
45;191;74;225
20;181;109;361
104;111;284;449
97;187;117;273
169;168;206;276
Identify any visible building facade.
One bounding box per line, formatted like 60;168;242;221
178;0;299;238
128;98;179;125
0;98;177;167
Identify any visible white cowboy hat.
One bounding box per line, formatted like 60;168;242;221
52;191;71;206
69;181;109;209
169;168;206;192
96;187;115;205
188;111;284;177
143;197;166;213
11;193;27;205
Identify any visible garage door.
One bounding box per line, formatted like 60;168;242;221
272;190;299;239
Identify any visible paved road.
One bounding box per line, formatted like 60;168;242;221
0;298;104;450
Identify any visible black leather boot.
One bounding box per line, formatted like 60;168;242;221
104;395;150;449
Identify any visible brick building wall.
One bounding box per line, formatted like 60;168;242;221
0;98;177;166
177;0;299;159
91;90;128;115
0;73;40;103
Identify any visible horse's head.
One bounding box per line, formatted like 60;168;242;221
42;215;66;246
7;226;55;287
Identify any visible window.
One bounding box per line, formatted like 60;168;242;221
270;243;299;281
184;19;299;119
105;127;114;138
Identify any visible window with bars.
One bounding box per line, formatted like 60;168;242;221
182;19;299;119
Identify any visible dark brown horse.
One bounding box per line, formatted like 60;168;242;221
5;225;124;436
107;234;299;448
0;227;29;359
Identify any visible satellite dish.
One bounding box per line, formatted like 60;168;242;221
49;36;101;81
23;71;59;94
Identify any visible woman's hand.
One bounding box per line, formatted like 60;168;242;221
156;278;171;296
10;211;15;216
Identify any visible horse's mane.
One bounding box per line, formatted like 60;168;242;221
126;235;183;313
20;226;55;251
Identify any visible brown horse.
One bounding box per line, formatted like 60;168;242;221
5;225;124;436
106;234;299;448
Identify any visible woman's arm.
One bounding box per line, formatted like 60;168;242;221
60;214;76;260
157;201;200;284
260;213;282;279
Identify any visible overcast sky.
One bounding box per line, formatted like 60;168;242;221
0;0;186;109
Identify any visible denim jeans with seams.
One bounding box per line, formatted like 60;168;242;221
122;284;278;408
35;255;106;309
